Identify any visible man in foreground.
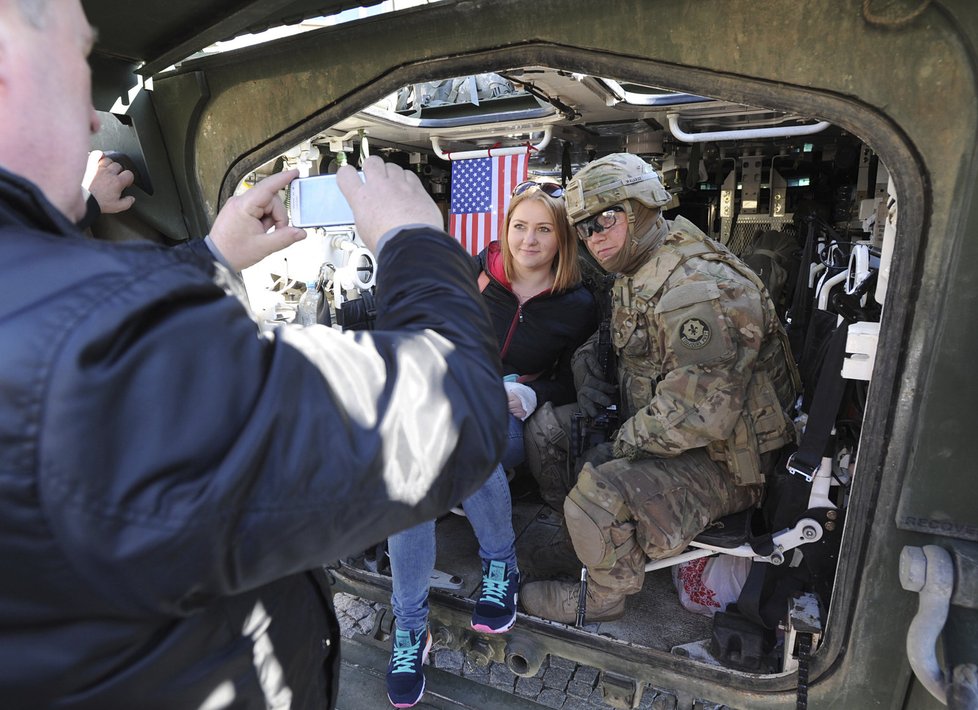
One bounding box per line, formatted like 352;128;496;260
0;0;506;706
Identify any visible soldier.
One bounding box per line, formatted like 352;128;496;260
521;153;799;622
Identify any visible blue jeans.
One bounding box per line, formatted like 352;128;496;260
500;411;525;471
388;415;524;632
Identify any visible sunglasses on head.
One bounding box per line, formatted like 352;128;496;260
512;180;564;198
575;205;625;241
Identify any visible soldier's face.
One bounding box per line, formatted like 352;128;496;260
585;211;628;267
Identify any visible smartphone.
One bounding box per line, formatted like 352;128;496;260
289;173;359;228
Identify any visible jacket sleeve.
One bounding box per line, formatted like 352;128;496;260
39;228;507;615
614;275;764;458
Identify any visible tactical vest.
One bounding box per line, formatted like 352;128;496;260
612;217;800;486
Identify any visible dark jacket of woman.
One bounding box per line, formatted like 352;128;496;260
477;241;599;407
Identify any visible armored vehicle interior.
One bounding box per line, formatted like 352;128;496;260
200;63;888;702
85;1;978;708
252;65;884;681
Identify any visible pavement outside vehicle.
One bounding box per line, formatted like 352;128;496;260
334;592;730;710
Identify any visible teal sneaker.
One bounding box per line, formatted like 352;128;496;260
386;626;431;708
471;559;520;633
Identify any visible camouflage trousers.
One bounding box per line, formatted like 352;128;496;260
565;450;762;595
524;402;612;511
525;402;762;596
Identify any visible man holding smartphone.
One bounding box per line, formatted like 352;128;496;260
0;1;506;707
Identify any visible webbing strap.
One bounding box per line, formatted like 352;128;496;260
789;324;850;480
788;218;818;360
737;322;849;628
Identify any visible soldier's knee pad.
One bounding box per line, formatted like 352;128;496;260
564;465;628;568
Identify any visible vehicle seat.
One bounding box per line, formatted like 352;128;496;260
643;460;830;574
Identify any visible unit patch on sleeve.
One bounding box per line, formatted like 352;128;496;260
679;318;711;349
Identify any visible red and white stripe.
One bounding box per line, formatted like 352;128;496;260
450;153;528;256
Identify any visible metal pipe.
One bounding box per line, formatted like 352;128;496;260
504;637;546;678
667;113;830;143
817;270;849;311
644;547;716;572
430;127;551;161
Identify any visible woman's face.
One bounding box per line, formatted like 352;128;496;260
507;199;560;274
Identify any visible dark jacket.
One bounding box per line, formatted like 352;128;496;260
477;242;598;406
0;168;506;708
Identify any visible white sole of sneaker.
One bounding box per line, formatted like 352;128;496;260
470;593;519;634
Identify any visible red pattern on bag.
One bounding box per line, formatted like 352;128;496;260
677;557;720;609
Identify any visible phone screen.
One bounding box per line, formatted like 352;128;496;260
290;174;358;228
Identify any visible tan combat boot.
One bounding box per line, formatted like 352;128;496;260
520;578;625;624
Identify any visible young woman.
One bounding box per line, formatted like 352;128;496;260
386;181;598;708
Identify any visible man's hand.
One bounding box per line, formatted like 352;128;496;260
572;336;617;417
336;155;443;253
571;337;605;391
84;151;135;214
612;437;643;461
577;380;617;418
209;170;307;272
581;441;616;468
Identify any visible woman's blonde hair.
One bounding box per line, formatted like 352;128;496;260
499;188;581;293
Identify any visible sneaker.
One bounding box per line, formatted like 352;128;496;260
470;559;520;633
386;626;432;708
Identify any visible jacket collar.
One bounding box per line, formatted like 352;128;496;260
0;166;81;237
484;241;513;290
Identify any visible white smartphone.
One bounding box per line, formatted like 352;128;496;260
289;173;359;228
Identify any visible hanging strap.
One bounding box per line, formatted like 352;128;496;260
788;217;818;360
786;323;850;482
736;320;850;629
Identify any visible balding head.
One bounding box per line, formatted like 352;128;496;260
0;0;98;221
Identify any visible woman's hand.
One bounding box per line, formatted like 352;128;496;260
507;391;527;419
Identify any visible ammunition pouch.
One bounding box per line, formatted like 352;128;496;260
525;403;578;510
707;413;763;487
707;362;795;488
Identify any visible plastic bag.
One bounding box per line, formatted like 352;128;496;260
672;555;751;617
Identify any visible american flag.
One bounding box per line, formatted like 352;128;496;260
449;154;529;255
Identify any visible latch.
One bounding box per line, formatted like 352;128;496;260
895;542;978;708
598;670;643;709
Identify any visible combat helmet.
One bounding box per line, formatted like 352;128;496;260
565;153;673;223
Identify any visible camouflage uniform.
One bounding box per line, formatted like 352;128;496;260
522;154;798;619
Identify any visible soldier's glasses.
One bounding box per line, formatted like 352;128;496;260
576;205;625;241
512;180;564;198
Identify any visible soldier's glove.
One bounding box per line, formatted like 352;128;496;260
612;438;644;461
577;380;617;418
572;337;616;417
571;337;605;392
581;441;616;468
